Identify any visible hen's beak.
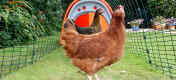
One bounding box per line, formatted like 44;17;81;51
115;5;125;16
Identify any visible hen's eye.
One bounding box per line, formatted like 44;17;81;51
122;6;124;9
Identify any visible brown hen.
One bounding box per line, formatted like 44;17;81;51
62;5;126;80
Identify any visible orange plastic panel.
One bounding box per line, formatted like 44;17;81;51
60;0;113;45
75;14;89;27
75;12;109;31
100;15;109;31
89;12;94;25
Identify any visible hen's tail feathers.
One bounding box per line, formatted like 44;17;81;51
63;19;78;34
70;19;82;33
64;19;76;30
62;19;78;40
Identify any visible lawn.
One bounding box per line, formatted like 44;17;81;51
2;47;170;80
126;29;176;78
0;33;60;76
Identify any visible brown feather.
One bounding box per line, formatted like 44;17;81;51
63;5;126;75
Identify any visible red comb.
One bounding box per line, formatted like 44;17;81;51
117;5;124;9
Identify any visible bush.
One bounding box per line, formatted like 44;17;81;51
148;0;176;18
0;0;63;47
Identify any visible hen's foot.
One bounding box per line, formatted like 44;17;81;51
87;75;92;80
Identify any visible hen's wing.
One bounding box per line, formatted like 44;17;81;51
63;33;92;58
75;35;111;59
77;27;97;34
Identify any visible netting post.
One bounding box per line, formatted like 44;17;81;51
31;28;37;64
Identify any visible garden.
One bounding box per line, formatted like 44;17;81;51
0;0;176;80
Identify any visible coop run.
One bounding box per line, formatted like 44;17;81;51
0;0;176;79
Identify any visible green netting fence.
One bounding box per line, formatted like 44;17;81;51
106;0;176;79
0;0;63;78
0;0;176;79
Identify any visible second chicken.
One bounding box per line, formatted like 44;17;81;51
75;9;104;34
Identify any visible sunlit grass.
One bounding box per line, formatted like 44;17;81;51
126;30;176;78
0;33;60;76
2;47;170;80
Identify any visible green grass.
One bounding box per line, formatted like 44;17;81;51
0;33;60;76
2;47;170;80
126;30;176;78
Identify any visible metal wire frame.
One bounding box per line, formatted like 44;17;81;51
62;0;176;79
106;0;176;79
0;0;62;78
0;0;176;79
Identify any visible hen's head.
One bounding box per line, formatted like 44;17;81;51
95;9;105;15
113;5;125;19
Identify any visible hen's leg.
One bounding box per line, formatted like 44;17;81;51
87;75;92;80
94;74;100;80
